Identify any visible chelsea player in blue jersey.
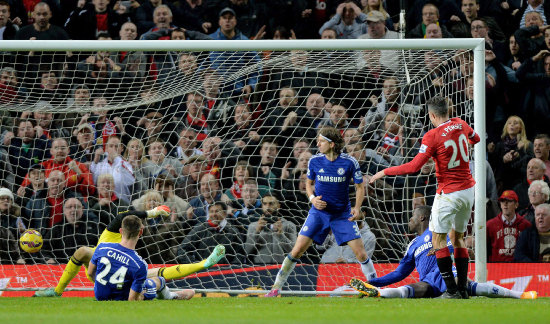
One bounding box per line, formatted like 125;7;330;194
266;126;376;297
88;215;196;301
350;206;537;299
88;215;148;301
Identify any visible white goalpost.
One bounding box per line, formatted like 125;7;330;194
0;38;486;295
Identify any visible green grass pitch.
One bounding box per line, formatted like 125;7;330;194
1;297;548;324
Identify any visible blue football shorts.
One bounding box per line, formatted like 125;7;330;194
299;208;361;246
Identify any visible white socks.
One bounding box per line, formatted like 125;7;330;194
368;282;524;299
360;258;377;281
380;286;412;298
158;286;178;300
470;282;522;299
272;255;298;290
156;277;178;300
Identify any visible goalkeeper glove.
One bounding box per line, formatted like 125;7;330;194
146;205;171;218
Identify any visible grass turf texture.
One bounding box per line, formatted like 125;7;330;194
1;296;548;324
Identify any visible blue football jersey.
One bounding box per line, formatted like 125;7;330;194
307;153;363;213
91;242;148;301
369;229;454;289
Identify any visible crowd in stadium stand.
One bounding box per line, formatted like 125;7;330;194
0;0;550;266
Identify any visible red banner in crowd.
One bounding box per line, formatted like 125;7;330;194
1;263;549;297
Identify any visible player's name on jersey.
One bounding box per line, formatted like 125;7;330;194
441;123;463;137
107;250;130;266
316;175;346;183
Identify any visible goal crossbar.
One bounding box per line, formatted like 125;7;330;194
1;39;485;52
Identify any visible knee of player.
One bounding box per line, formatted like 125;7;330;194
291;235;313;257
431;233;448;249
74;246;93;262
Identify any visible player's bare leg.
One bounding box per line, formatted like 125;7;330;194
34;246;94;297
289;235;313;259
265;235;312;297
347;238;377;280
173;288;196;300
408;282;434;298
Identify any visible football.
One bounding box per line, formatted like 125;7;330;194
19;229;43;253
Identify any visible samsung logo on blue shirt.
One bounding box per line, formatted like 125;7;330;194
414;242;433;258
316;175;346;182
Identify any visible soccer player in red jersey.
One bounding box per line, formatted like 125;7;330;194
369;96;480;299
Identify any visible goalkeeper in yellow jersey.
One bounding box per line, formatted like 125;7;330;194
34;205;225;297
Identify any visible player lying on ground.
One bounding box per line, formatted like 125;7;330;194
88;215;195;301
349;206;537;299
35;205;225;297
265;126;376;297
370;96;480;299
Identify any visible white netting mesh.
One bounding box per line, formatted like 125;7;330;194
0;43;477;291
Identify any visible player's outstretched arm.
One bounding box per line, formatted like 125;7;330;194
369;170;386;184
370;153;431;185
105;207;158;233
369;254;416;287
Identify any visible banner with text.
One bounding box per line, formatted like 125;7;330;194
1;263;548;297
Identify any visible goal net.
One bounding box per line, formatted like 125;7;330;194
0;39;486;295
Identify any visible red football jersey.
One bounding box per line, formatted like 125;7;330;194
385;118;480;194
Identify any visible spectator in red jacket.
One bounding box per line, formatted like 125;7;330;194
486;190;532;262
21;138;95;199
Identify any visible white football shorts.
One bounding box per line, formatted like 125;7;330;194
429;186;474;234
